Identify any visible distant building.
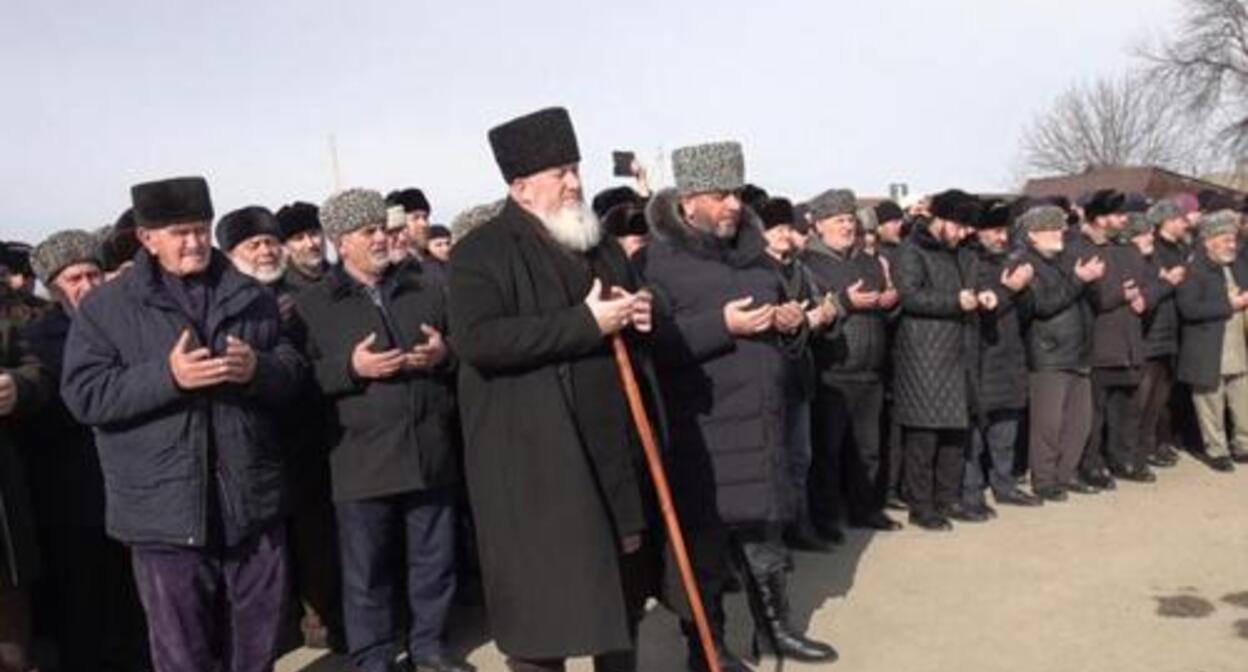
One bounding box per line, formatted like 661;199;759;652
1023;166;1243;202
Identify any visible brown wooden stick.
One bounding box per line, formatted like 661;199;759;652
610;334;721;672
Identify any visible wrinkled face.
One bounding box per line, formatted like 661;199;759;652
229;234;285;284
337;223;391;278
1132;231;1155;257
137;220;212;277
682;191;742;240
1028;228;1065;256
513;163;583;219
976;226;1008;253
284;229;325;272
1206;232;1238;265
933;218;971;248
815;213;857;252
764;223;795;257
51;262;103;310
428;237;452;262
386;227;411;263
406;211;430;252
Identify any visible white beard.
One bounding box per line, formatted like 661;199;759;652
232;255;288;285
538;203;603;252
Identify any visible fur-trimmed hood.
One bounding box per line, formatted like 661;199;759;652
645;188;766;268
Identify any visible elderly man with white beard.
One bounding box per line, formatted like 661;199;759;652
449;107;661;672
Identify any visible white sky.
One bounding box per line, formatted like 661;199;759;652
0;0;1184;242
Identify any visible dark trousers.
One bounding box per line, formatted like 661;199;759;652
902;427;966;516
1029;371;1092;490
37;526;149;671
0;587;31;672
336;490;455;672
288;487;342;646
809;379;885;525
1138;357;1176;457
131;525;289;672
1083;368;1143;473
965;412;1021;504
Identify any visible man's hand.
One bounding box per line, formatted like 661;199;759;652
1123;280;1142;305
585;279;636;336
406;325;448;370
724;297;775;336
847;279;880;310
1232;290;1248;311
878;286;900;310
773;300;808;335
630;289;653;334
805;294;837;330
959;290;979;312
277;293;297;323
622;533;642;555
1130;295;1147;315
169;329;230;390
351;332;405;380
1001;263;1034;293
1161;265;1186;287
1075;256;1106;283
976;290;999;311
223;335;257;384
0;372;16;416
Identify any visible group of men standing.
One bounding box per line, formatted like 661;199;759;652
0;103;1246;672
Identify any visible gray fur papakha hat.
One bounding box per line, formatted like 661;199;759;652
1121;212;1152;240
1198;209;1241;240
451;199;506;242
1146;199;1185;228
806;189;858;221
1017;205;1068;234
321;188;388;239
671;141;745;195
32;229;102;285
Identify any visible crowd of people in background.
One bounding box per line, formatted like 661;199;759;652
1;105;1246;672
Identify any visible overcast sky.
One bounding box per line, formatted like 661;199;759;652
0;0;1183;242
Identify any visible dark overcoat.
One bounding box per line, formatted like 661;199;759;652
0;314;50;589
1177;248;1235;389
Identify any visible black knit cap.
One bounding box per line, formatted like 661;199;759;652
929;189;982;227
759;197;796;230
975;200;1012;231
428;224;452;241
488;107;581;183
130;176;214;229
275;202;322;241
875;200;904;224
215;206;281;252
592;186;644;218
1083;189;1126;221
386;188;431;214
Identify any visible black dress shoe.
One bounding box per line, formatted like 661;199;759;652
1080;471;1115;490
410;653;474;672
972;502;998;519
1063;480;1098;495
995;489;1042;507
848;511;903;531
1120;466;1157;483
908;510;953;531
1211;456;1236;472
1232;451;1248;465
938;502;989;523
1146;452;1178;468
1035;485;1068;502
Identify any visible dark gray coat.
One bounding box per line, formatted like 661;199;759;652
892;225;975;429
1177;249;1236;389
0;313;50;589
1143;236;1188;359
1018;246;1093;372
61;251;305;547
800;238;889;384
969;243;1028;416
640;189;794;526
293;261;458;502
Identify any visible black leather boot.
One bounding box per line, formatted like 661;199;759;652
751;571;838;663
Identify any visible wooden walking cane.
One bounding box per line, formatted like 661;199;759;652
610;334;722;672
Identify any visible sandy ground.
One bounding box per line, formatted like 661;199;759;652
278;454;1248;672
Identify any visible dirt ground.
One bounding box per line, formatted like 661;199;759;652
279;454;1248;672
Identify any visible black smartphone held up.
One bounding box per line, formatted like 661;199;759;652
612;151;636;177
